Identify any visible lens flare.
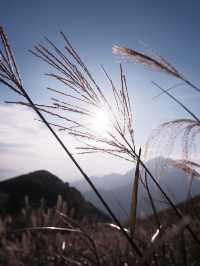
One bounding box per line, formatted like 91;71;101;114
90;110;110;135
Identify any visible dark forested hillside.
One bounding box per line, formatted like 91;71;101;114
0;170;109;221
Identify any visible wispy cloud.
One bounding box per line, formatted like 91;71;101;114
0;104;131;182
0;142;27;150
0;104;74;179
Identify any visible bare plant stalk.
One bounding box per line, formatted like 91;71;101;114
130;147;141;237
152;81;200;123
143;171;161;266
144;171;160;228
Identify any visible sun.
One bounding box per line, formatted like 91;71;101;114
90;110;110;135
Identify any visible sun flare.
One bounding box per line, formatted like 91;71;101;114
90;110;110;135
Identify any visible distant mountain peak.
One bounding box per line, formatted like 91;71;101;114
145;156;173;165
72;156;200;221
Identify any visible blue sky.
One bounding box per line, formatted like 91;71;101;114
1;0;200;181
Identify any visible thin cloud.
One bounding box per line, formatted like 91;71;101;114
0;142;28;150
0;105;81;180
0;168;20;180
0;105;131;181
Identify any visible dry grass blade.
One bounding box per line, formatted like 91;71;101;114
143;170;160;228
152;82;183;100
113;45;200;94
152;81;200;123
145;118;200;163
173;160;200;179
173;159;200;199
30;32;137;163
5;100;83;126
11;226;82;233
112;45;183;79
61;256;82;266
130;147;141;237
137;216;191;266
0;26;23;95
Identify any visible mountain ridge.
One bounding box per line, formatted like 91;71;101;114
71;157;200;220
0;170;110;222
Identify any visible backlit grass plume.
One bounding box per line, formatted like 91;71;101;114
145;82;200;185
112;45;200;94
114;44;200;195
27;34;200;246
1;25;200;260
27;34;137;163
29;33;143;240
0;26;143;255
0;26;23;95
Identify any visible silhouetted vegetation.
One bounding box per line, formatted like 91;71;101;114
1;25;200;265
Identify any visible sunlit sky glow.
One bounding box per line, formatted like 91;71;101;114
1;0;200;182
90;110;110;135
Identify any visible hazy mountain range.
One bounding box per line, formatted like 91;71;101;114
1;157;199;223
72;157;200;221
